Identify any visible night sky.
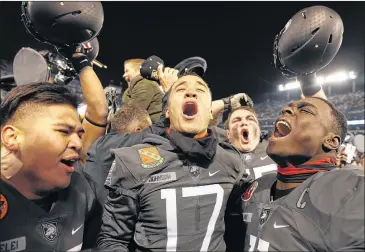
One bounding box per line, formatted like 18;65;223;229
0;1;364;100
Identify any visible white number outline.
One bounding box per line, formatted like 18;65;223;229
249;234;270;252
161;184;224;252
246;164;277;179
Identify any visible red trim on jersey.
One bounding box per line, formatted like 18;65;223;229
277;158;336;175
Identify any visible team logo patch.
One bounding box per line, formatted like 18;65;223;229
0;194;8;220
242;181;258;201
40;220;59;242
242;212;253;223
138;147;164;169
189;165;201;178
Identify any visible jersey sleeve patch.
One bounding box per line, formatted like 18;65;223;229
0;194;8;220
242;181;258;201
137;146;164;169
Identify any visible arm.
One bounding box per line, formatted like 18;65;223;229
79;66;109;166
225;158;253;252
128;80;154;110
96;187;139;251
298;74;327;100
81;172;104;250
211;99;225;120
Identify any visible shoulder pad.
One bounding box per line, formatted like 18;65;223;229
105;143;177;190
299;168;364;216
216;143;245;174
242;173;276;202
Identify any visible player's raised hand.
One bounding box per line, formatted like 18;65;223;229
157;64;179;92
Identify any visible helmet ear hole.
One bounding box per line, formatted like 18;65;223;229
328;34;333;44
311;27;320;35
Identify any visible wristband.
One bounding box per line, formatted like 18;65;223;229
85;115;107;128
71;55;92;73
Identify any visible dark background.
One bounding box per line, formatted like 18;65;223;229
0;1;364;100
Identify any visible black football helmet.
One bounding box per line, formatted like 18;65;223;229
273;6;344;78
21;1;104;46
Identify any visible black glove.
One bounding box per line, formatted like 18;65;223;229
56;43;93;74
222;93;254;111
239;93;254;108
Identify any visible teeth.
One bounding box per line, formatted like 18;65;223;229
276;120;291;130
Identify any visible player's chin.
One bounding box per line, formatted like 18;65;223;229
238;142;255;152
179;120;204;134
57;176;72;189
266;139;295;160
55;171;73;189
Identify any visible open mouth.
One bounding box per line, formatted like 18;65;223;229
182;101;198;119
241;128;250;143
273;119;292;138
60;158;78;168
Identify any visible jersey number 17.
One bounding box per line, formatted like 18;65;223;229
161;184;224;252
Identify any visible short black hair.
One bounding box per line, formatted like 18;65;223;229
0;82;80;126
311;97;348;144
111;105;151;134
224;106;259;130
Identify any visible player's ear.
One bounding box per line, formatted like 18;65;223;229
323;132;340;151
165;108;170;119
1;125;21;152
226;129;231;142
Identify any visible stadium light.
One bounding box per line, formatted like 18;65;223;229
278;80;301;91
278;70;357;91
349;71;357;80
347;120;364;126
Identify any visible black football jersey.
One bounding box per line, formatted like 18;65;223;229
239;167;364;251
242;140;277;180
0;171;102;252
97;133;250;252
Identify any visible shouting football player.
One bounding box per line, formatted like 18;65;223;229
237;96;364;251
229;5;364;251
0;83;102;251
97;73;251;251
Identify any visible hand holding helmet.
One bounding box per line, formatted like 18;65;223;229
157;65;179;92
57;43;93;74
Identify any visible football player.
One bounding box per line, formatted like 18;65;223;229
236;97;364;251
0;83;102;251
96;74;251;251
